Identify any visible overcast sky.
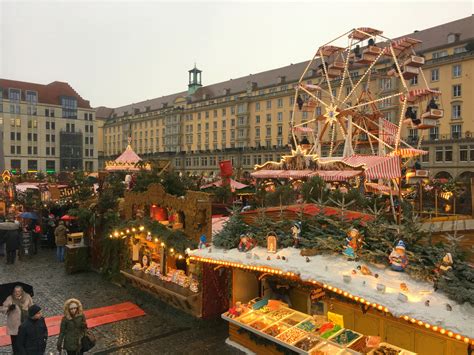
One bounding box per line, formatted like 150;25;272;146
0;0;472;108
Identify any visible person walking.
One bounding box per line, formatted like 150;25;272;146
0;286;34;354
57;299;88;355
17;304;48;355
54;221;68;262
5;221;21;265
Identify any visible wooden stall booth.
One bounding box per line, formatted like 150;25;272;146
189;248;472;355
119;183;228;319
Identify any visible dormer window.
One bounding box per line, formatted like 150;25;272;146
447;33;460;44
277;76;286;84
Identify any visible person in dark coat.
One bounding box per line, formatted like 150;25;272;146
405;107;421;126
296;95;304;110
17;304;48;355
426;98;438;112
5;225;21;265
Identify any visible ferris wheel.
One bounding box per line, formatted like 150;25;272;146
290;27;444;160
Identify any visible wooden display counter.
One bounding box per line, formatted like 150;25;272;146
121;269;202;317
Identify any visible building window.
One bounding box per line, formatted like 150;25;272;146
445;146;453;162
410;76;418;85
452;84;461;98
454;46;466;54
431;68;439;82
277;112;283;122
429;127;439;140
255;127;260;137
435;147;443;162
452;64;462;78
46;147;50;155
277;125;283;136
231;106;235;115
432;50;447;59
277;98;283;108
266;114;271;123
255;102;260;111
46;160;55;173
451;124;461;139
27;160;38;172
10;146;15;154
266;100;272;109
421;147;429;162
266;127;271;137
61;96;78;118
460;145;468;162
451;104;461;119
408;128;418;141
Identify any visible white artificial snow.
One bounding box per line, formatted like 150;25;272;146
190;246;474;338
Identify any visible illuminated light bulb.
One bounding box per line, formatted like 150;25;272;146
154;238;158;242
455;335;461;340
126;229;130;233
403;316;409;321
349;295;354;299
338;290;343;295
365;301;371;306
377;305;383;311
323;284;327;288
384;308;389;313
170;248;174;253
132;228;136;232
463;338;469;343
417;321;423;326
410;318;416;323
440;329;446;334
160;242;165;247
139;226;145;231
354;297;359;302
109;235;113;239
343;292;348;296
425;324;431;329
432;326;438;331
113;231;119;237
359;298;365;303
448;331;453;337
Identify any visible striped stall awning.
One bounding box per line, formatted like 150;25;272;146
341;155;401;180
293;126;314;133
380;118;398;145
400;89;442;103
383;37;422;56
349;27;383;40
251;170;362;181
389;148;428;158
365;182;398;195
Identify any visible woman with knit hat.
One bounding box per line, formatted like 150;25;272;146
57;298;88;355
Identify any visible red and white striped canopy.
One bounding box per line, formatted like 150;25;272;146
380;118;398;145
383;37;422;56
293;126;314;133
341;155;401;180
400;89;442;103
389;148;428;158
349;27;383;40
318;45;345;56
300;84;322;91
365;182;398;195
251;170;362;181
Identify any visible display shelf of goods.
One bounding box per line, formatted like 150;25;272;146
328;329;363;347
368;342;416;355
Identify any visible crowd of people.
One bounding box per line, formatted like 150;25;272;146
0;286;90;354
0;214;74;265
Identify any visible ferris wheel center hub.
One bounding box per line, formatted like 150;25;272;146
324;104;339;124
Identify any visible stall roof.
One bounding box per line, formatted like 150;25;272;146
201;178;249;190
190;247;474;340
251;169;362;181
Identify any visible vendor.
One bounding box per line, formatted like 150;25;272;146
267;280;292;307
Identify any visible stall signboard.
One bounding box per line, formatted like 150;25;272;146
49;185;81;201
21;232;33;257
327;311;344;328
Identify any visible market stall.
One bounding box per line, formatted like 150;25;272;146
189;247;473;354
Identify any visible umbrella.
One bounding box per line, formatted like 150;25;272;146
0;222;20;231
19;212;39;220
0;282;34;304
60;214;77;221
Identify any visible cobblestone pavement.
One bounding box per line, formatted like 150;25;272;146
0;249;242;355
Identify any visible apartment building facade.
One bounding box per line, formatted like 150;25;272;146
0;80;98;173
100;16;474;181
